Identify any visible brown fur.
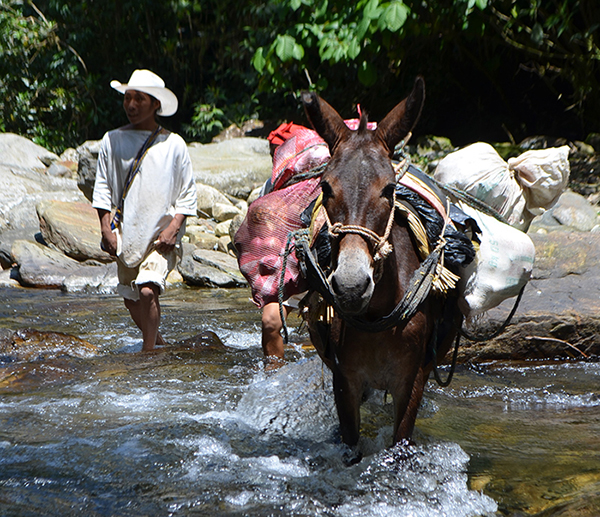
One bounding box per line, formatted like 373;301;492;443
302;78;459;450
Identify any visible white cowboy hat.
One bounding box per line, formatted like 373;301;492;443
110;69;178;117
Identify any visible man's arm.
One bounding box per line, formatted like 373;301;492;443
155;213;186;253
97;208;118;256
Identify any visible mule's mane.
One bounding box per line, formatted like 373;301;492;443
357;111;369;133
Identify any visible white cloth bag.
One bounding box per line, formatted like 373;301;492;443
434;142;570;231
457;202;535;319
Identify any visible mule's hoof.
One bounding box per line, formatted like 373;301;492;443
342;447;362;466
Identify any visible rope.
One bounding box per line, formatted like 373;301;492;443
278;228;310;344
430;317;463;387
459;284;526;342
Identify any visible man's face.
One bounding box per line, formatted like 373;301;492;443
123;90;160;127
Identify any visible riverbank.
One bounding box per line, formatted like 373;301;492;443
1;129;600;363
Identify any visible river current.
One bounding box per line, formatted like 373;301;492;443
0;286;598;516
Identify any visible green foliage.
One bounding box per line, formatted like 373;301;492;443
184;103;226;141
0;0;598;151
0;1;91;152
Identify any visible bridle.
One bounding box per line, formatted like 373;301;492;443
322;188;396;282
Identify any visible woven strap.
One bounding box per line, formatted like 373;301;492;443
111;125;163;230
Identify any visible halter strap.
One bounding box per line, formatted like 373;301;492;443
323;188;396;263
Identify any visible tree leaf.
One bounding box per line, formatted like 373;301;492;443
381;2;408;32
251;47;266;73
275;34;298;62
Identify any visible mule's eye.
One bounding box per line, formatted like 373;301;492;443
321;181;334;202
381;183;396;201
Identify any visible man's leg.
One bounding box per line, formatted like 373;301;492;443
124;282;165;351
261;302;290;362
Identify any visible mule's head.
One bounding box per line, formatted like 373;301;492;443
302;77;425;315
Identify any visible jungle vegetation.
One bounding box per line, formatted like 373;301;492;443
1;0;598;153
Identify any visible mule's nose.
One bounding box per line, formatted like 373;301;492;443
330;247;374;315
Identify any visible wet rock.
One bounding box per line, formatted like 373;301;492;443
62;262;118;294
178;243;245;287
37;199;113;262
11;239;83;288
175;330;226;350
457;231;600;362
0;328;98;362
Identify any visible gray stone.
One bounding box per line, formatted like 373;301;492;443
186;226;219;250
212;202;241;222
0;133;58;171
37;200;113;262
0;134;85;233
11;239;83;288
188;137;272;199
196;183;233;218
76;140;101;202
547;190;600;231
214;219;232;238
456;231;600;362
178;243;246;287
191;248;245;284
62;262;118;294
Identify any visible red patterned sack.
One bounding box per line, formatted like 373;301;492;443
235;119;375;307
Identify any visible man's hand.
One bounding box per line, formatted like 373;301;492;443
97;209;118;256
154;214;186;253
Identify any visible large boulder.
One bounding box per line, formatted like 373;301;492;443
61;262;118;294
188;137;272;199
457;231;600;362
0;134;85;233
11;240;83;288
530;190;600;232
178;243;246;287
36;200;112;262
0;133;58;171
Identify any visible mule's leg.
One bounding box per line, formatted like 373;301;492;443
332;369;362;446
393;366;427;443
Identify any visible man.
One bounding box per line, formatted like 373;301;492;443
92;69;197;351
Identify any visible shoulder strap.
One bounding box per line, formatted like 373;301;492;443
111;126;163;230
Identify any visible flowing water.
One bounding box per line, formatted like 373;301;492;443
0;286;599;516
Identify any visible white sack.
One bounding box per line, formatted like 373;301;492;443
507;145;570;216
434;142;570;231
457;202;535;320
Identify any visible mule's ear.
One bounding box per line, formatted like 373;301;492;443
302;91;350;154
376;76;425;157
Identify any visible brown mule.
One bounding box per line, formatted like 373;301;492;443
301;78;461;461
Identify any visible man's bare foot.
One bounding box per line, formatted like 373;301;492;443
264;355;285;371
156;332;167;347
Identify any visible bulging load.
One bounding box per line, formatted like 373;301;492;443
434;142;570;231
434;142;570;319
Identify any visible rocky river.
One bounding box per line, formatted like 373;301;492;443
0;130;599;516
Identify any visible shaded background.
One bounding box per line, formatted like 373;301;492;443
1;0;598;152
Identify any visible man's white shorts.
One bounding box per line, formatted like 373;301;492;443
117;247;180;301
